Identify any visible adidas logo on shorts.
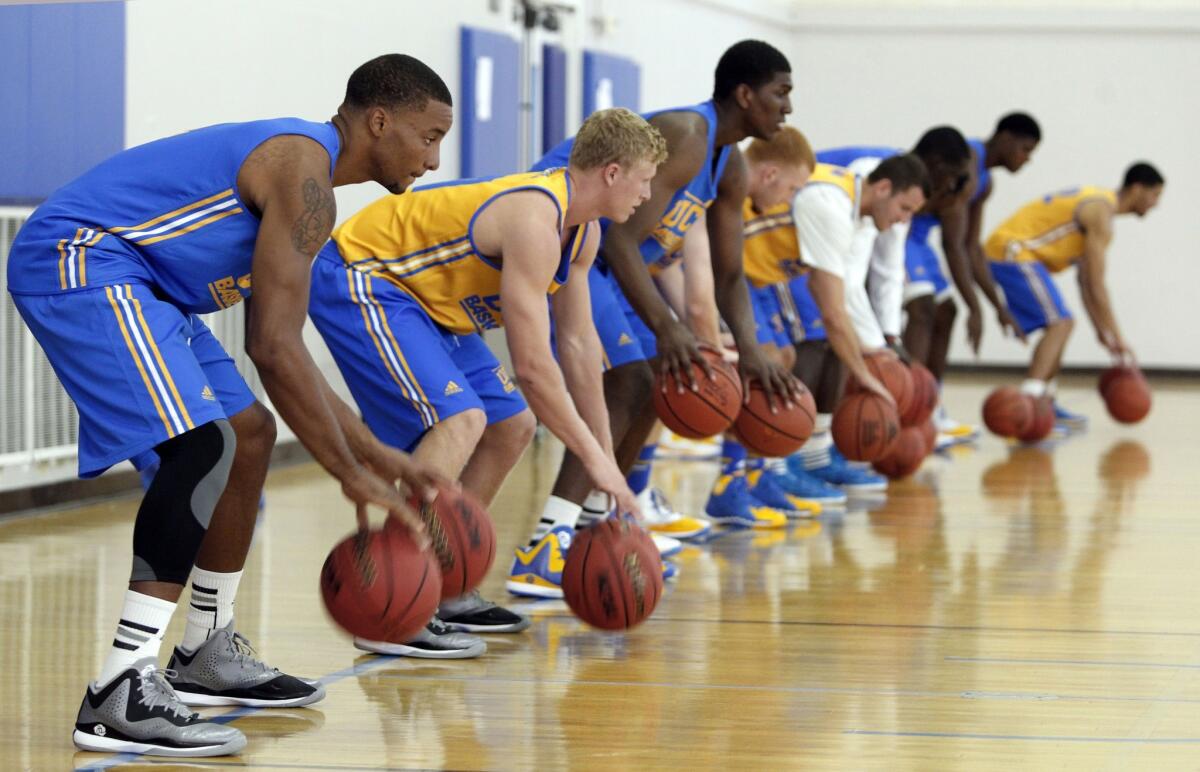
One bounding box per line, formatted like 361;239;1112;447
618;333;633;346
200;386;216;401
444;381;463;396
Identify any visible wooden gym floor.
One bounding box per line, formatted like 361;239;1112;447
2;375;1199;771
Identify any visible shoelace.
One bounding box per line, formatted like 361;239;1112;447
137;666;195;720
228;631;278;674
448;589;496;614
649;488;678;518
426;617;453;636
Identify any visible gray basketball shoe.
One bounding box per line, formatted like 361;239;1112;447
166;621;325;708
73;659;246;757
353;617;487;659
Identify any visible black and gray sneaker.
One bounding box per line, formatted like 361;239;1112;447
353;617;487;659
438;590;531;633
166;621;325;708
73;659;246;757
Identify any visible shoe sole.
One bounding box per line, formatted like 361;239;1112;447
505;580;564;599
648;526;711;540
841;483;889;493
73;729;247;758
706;517;755;529
353;639;487;659
173;685;327;708
441;618;532;634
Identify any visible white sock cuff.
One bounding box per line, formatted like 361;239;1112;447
540;495;583;527
123;590;176;625
582;490;612;515
1020;379;1048;397
814;413;832;433
189;567;243;596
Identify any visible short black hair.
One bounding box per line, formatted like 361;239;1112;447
868;153;931;198
713;40;790;102
912;126;971;167
1123;161;1164;189
344;54;452;112
995;112;1041;141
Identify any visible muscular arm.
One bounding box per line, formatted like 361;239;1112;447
1076;202;1127;354
678;211;723;346
483;195;635;511
939;196;984;351
710;150;798;400
966;184;1024;340
809;269;888;400
239;137;434;529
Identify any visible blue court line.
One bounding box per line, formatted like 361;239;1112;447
946;655;1200;670
74;655;404;772
843;729;1200;744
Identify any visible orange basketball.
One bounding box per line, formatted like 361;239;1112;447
847;352;915;417
832;392;900;462
562;516;663;630
982;386;1034;438
320;526;441;643
902;362;939;427
652;349;743;439
872;425;927;479
918;417;937;456
1098;365;1141;397
1103;371;1151;424
733;380;816;457
1017;395;1055;443
402;485;496;599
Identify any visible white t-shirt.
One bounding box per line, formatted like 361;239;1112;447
793;172;887;349
847;156;909;339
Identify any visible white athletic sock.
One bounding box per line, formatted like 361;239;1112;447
1047;378;1059;397
765;457;788;475
180;567;242;652
1021;379;1048;398
97;590;175;687
528;495;582;546
800;415;833;470
577;490;612;530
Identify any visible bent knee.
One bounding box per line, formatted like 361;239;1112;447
486;409;537;452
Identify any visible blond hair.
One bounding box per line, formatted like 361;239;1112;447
569;108;668;171
744;126;815;171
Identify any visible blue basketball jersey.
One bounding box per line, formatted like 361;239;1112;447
814;145;901;169
967;137;991;203
8;118;341;314
533;101;732;265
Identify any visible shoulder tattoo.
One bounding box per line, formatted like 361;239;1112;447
291;178;336;256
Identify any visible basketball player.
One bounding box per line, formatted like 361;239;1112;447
6;54;452;757
814;128;976;447
508;40;802;598
656;127;847;518
309;108;666;650
985;163;1164;425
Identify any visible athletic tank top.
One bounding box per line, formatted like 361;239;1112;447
984;186;1117;273
8;118;340;314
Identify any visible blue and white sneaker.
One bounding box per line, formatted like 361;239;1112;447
705;472;788;529
771;465;848;507
797;449;888;493
1052;401;1088;430
650;532;683;559
746;468;821;519
506;525;572;599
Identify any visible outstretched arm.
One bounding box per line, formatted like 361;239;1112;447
709;149;800;406
1076;201;1129;358
240;136;438;535
485;195;638;516
939;197;984;353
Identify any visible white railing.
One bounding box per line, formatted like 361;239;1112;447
0;207;263;481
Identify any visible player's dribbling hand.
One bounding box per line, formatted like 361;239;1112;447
369;443;454;504
737;346;801;413
655;320;712;393
586;455;643;522
341;465;429;549
997;306;1027;343
966;308;984;355
861;373;897;410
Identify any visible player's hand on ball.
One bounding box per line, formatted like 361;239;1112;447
738;346;800;412
586;455;642;521
340;465;429;549
655;319;712;393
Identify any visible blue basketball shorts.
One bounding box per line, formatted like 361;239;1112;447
308;257;528;452
10;283;256;477
988;260;1073;335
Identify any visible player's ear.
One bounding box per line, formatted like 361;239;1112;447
734;82;754;110
603;162;620;187
366;106;390;138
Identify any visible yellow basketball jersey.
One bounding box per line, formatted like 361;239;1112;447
805;163;859;206
330;169;589;334
742;198;804;287
984;186;1117;273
